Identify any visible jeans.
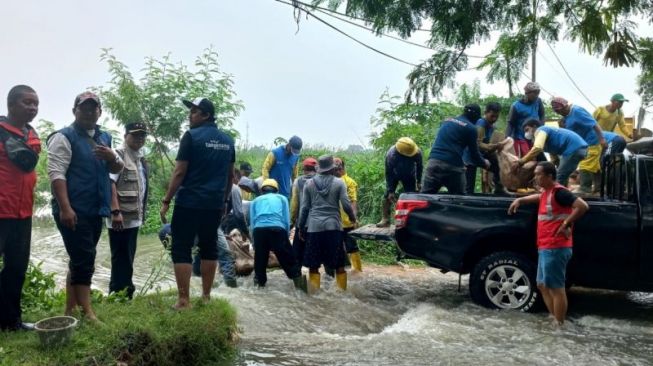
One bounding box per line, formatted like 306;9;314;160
558;149;587;186
252;227;301;286
108;227;139;298
0;218;31;329
421;159;465;194
192;228;236;281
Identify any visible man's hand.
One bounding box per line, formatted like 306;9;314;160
599;138;608;149
160;202;170;224
60;207;77;230
555;224;572;238
112;212;124;231
94;145;117;162
507;198;521;215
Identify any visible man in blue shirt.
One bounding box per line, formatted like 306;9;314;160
262;136;303;199
506;82;546;157
160;97;235;310
422;104;490;194
249;179;306;292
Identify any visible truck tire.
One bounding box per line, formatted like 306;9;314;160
469;251;540;312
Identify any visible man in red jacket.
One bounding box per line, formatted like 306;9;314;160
508;162;588;326
0;85;41;331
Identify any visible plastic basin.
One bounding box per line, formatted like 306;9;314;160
34;316;78;347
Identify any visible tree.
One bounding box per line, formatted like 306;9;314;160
311;0;652;101
637;37;653;109
477;34;530;98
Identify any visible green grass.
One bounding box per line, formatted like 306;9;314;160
0;293;238;366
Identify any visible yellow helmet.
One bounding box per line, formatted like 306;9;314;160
395;137;418;157
261;178;279;191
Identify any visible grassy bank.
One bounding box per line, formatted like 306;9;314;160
0;293;238;366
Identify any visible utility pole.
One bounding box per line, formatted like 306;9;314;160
531;0;538;82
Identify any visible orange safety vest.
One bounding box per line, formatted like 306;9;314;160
537;183;573;250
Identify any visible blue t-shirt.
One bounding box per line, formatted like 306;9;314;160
564;105;600;145
508;98;544;140
463;118;494;165
539;126;588;157
429;115;485;168
175;121;235;210
602;131;621;144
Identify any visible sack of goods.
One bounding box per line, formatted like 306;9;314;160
496;138;537;191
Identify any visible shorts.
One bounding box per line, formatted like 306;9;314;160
55;215;103;286
303;230;346;270
537;248;572;289
171;206;222;264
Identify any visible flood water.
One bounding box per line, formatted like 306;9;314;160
30;224;653;366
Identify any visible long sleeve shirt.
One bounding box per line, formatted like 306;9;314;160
428;115;486;168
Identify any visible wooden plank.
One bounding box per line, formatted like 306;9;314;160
348;224;395;241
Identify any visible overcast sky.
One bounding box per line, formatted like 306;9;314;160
1;0;651;148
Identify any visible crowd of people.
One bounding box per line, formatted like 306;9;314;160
0;81;632;330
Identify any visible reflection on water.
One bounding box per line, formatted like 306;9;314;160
31;224;653;365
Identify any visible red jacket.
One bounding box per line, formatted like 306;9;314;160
0;120;41;219
537;183;573;250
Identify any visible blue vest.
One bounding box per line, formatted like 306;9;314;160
539;126;588;157
510;99;542;140
51;124;112;217
564;105;600;145
175;122;234;210
269;145;298;199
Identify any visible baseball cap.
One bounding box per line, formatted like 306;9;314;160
125;122;147;134
610;93;629;102
182;97;215;116
288;135;303;155
74;91;101;108
302;157;318;168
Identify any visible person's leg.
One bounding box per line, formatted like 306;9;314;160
537;250;554;316
70;216;103;321
464;165;477;195
550;288;568;324
344;229;362;272
376;177;397;227
0;218;31;329
292;228;306;264
444;169;466;195
421;159;444;194
322;230;347;290
216;229;237;287
108;228;138;298
558;149;586;187
196;210;221;301
270;229;301;279
170;206;198;310
252;228;271;287
305;232;322;293
578;145;601;193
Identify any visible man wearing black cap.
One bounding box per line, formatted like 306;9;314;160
160;97;234;310
422;104;490;194
48;91;124;321
262;135;303;200
106;122;149;299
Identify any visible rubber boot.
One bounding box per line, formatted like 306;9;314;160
349;252;362;272
577;170;593;194
292;275;307;293
591;172;601;194
309;273;320;294
335;272;347;291
375;199;392;227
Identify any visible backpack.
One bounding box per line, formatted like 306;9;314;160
0;124;38;172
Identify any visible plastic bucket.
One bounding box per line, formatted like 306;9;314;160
34;316;78;347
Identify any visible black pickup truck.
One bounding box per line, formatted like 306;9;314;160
358;151;653;312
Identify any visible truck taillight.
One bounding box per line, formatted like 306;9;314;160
395;200;428;229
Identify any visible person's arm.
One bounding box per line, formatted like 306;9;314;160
261;152;275;179
339;181;356;223
538;98;545;123
593;123;607;148
476;125;497;152
507;193;542;215
282;196;290;233
505;105;517;136
297;183;312;230
160;160;188;223
47;133;77;229
554;191;589;237
348;179;358;219
616;112;633;139
224;163;234;206
231;185;244;219
249;200;257;237
467;127;489;168
93;140;124;174
109;180;123;231
518;130;547;165
292;161;299;181
290;181;299;226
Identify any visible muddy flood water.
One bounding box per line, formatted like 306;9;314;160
30;224;653;366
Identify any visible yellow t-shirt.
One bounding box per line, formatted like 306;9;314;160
593;106;626;134
339;174;358;229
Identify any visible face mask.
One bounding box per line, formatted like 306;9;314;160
525;131;534;140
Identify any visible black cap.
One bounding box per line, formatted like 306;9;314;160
463;103;481;121
239;162;253;172
182;97;215;117
125;122;147;134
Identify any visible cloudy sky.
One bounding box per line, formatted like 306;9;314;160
1;0;651;148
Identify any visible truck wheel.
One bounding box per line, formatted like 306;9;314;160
469;251;540;312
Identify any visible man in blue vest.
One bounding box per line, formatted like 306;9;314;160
160;97;235;310
48;92;124;322
506;82;546;158
262;136;303;199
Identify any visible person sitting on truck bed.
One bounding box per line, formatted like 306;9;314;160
463;102;510;195
421;104;490;195
551;97;606;194
602;131;627;155
508;161;589;326
376;137;422;228
512;119;588;186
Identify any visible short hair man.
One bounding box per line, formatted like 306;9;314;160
422;104;490;195
513;119;588;186
376;137;423;227
249;179;306;291
289;157;318;262
160;97;235;310
506;82;546;157
508;162;588;326
0;85;41;331
464;102;509;195
593;94;633;139
48;92;125;321
551;97;606;194
107;122;149;299
298;155;356;293
262;136;303;199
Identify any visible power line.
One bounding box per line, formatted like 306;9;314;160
545;42;596;108
275;0;418;66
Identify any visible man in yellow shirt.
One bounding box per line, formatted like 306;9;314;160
334;157;362;272
592;93;633;139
